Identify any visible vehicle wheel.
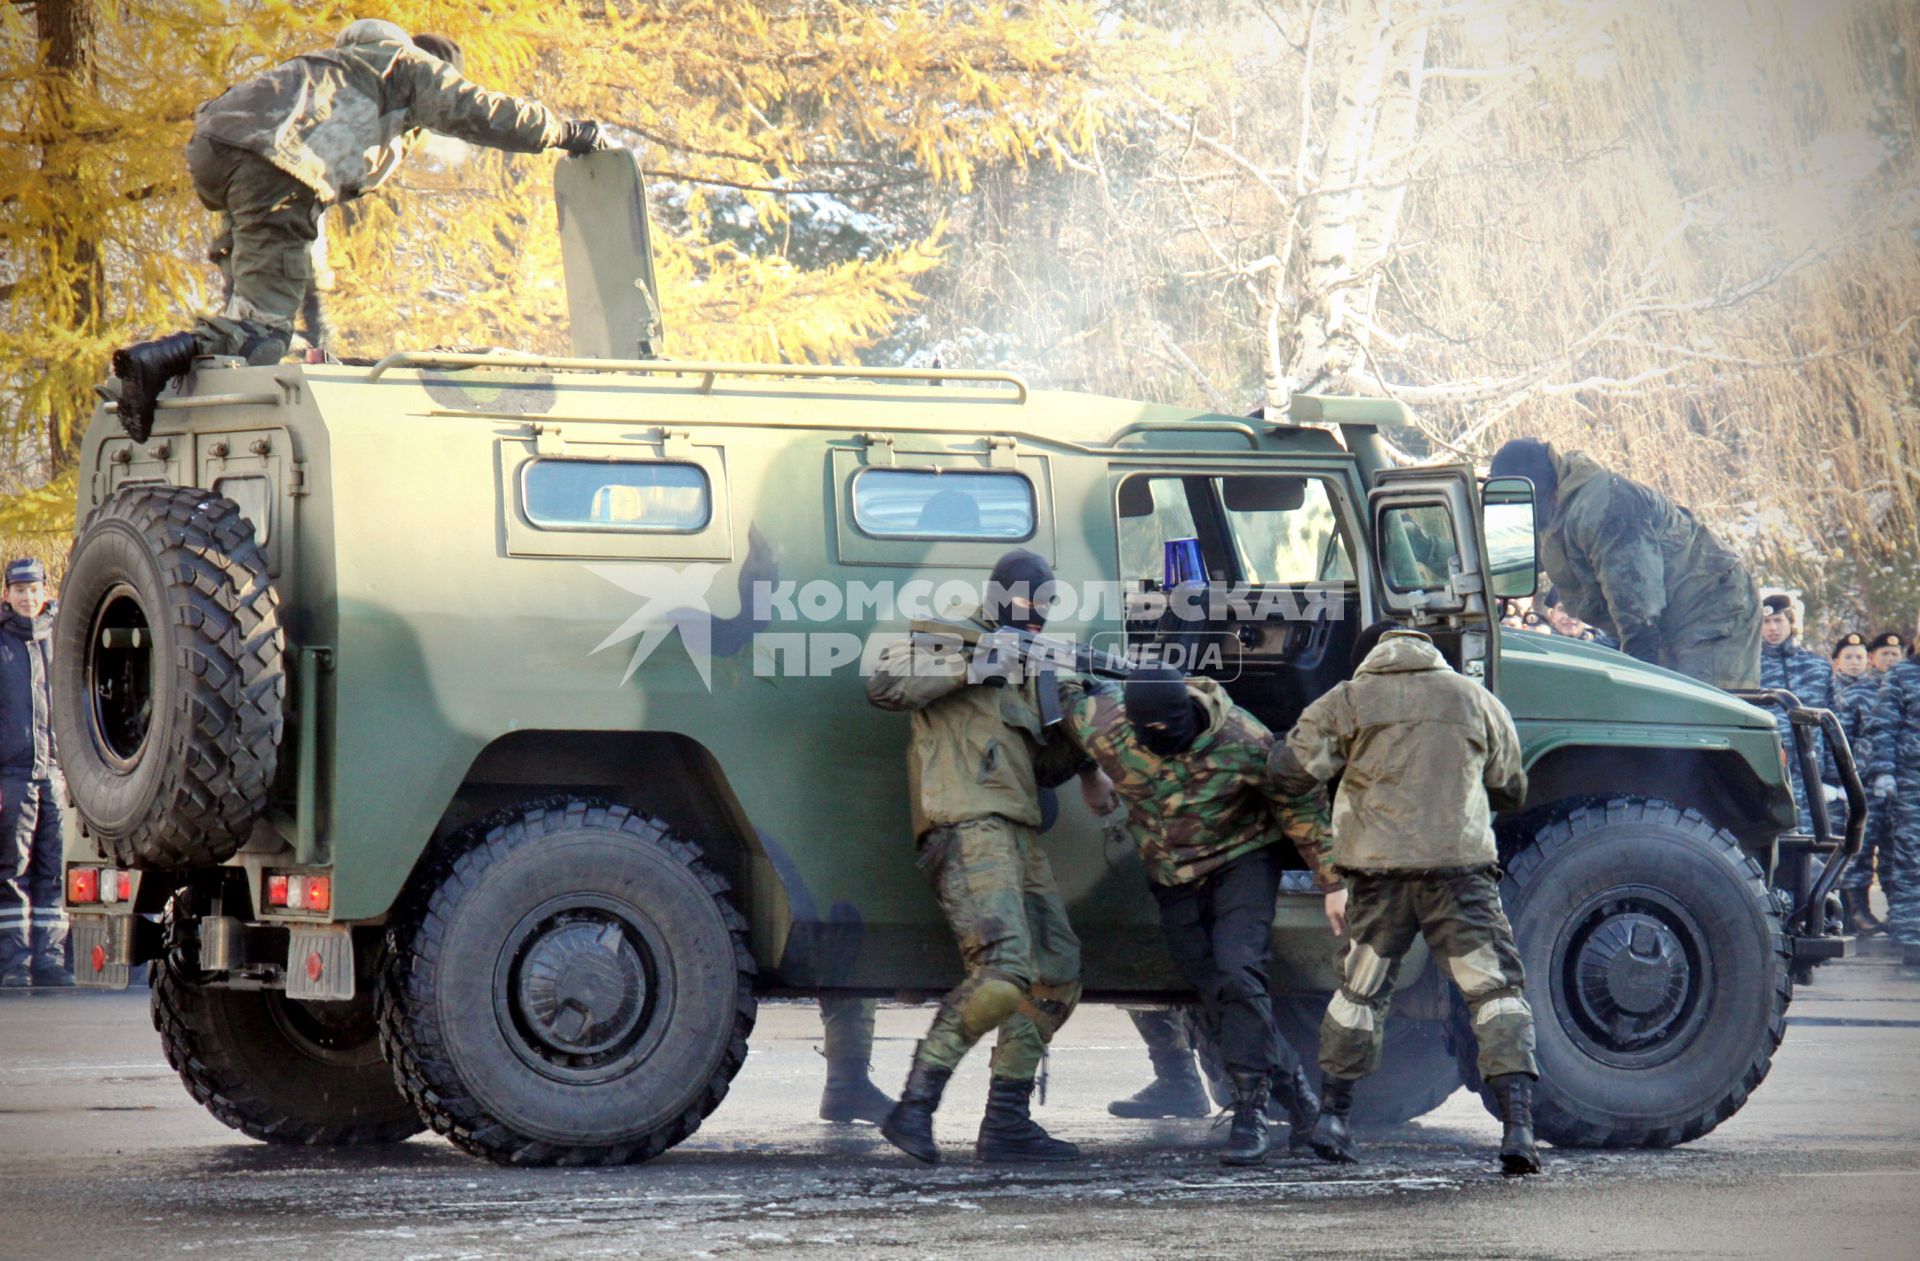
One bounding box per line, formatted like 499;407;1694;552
378;798;756;1166
150;908;423;1146
1467;797;1790;1148
1271;995;1461;1125
54;484;284;870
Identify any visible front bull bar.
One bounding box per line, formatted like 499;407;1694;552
1732;688;1866;950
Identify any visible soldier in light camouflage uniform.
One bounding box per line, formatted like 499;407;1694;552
866;549;1099;1165
1866;634;1920;965
111;19;613;441
1271;622;1542;1176
1491;439;1760;689
1060;668;1340;1164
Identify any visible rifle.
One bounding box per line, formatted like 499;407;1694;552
906;616;1132;728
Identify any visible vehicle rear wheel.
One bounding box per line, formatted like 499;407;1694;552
150;910;422;1146
1271;995;1461;1125
54;484;284;870
1466;797;1790;1148
378;798;756;1166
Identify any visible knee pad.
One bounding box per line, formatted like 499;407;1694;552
957;977;1025;1039
1442;944;1508;998
1021;978;1080;1040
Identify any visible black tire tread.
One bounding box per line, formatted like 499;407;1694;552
1488;795;1790;1150
149;918;423;1147
63;485;284;869
376;798;757;1166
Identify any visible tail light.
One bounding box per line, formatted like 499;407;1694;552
68;867;99;904
264;871;332;914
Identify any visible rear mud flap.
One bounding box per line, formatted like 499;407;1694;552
283;924;354;1001
72;916;133;989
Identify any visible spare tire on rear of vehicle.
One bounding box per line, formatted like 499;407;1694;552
53;484;285;870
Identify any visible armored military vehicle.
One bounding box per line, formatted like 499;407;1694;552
57;152;1859;1164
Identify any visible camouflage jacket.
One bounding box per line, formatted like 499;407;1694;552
1760;636;1834;816
866;610;1057;837
194;35;562;203
1059;676;1335;890
1270;631;1528;873
1542;448;1752;663
1866;658;1920;791
1826;670;1876;788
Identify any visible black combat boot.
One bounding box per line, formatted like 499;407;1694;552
111;332;199;443
1109;1041;1212;1118
1308;1076;1358;1164
881;1056;952;1165
819;1057;893;1124
1841;888;1885;936
976;1076;1081;1162
1268;1064;1321;1153
1220;1072;1271;1167
1489;1073;1542;1176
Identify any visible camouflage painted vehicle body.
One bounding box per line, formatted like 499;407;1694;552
57;153;1855;1163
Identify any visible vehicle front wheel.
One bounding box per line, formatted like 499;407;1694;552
378;798;756;1166
1468;797;1791;1148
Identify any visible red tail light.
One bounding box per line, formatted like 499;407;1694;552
301;877;331;913
68;868;99;904
116;871;132;901
266;874;289;907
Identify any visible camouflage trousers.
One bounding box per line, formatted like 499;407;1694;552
914;816;1082;1082
1839;789;1894;894
185;134;322;363
818;994;878;1064
1881;797;1920;948
1321;867;1538;1082
1660;571;1761;689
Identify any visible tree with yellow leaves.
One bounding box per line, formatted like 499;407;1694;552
0;0;1188;538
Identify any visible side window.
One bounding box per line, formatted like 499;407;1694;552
1216;476;1352;584
851;468;1035;540
520;459;711;533
1116;476;1199;582
1379;502;1461;592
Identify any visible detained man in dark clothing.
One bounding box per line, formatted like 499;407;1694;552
0;558;67;987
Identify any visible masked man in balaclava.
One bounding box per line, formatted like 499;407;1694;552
1489;438;1760;689
110;18;613;442
1058;667;1342;1164
865;548;1104;1165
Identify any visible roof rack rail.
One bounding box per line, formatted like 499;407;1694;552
365;352;1029;404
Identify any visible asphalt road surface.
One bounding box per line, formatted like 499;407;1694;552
3;946;1917;1261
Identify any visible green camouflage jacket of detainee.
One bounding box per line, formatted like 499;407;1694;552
194;32;562;204
1062;676;1337;890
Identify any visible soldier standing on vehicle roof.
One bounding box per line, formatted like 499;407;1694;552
1866;628;1920;967
1758;592;1833;833
1060;667;1340;1165
0;559;68;989
1489;439;1761;690
1829;633;1886;936
109;19;614;442
1270;621;1541;1176
866;548;1103;1165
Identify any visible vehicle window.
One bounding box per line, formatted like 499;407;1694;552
213;475;272;545
1117;476;1200;582
851;468;1035;540
1216;476;1352;584
1379;502;1460;592
521;459;711;532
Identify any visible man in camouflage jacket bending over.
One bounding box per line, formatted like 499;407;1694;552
111;18;613;441
1062;667;1342;1165
1270;621;1542;1176
866;549;1099;1166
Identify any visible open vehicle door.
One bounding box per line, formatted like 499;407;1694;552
1367;466;1532;690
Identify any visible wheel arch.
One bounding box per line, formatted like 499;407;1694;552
1514;742;1781;855
416;730;791;971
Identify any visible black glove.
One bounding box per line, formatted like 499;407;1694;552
557;119;612;155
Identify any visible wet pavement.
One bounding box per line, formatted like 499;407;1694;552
2;945;1917;1260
